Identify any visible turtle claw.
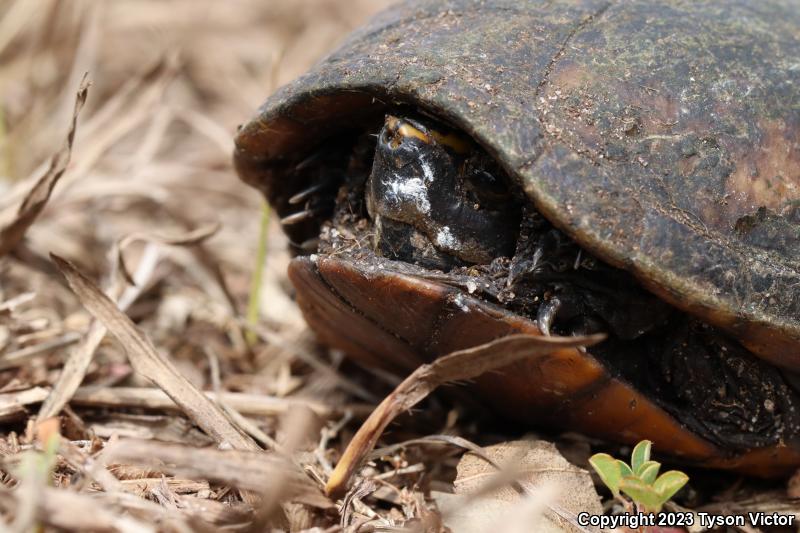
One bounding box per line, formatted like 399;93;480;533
289;182;327;205
537;295;561;336
280;209;315;225
298;237;320;253
294;146;331;171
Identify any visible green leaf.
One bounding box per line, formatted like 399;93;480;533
620;476;665;513
589;453;622;496
617;459;633;478
631;440;652;474
638;461;661;485
653;470;689;501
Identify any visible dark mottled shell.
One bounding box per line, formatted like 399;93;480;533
235;0;800;367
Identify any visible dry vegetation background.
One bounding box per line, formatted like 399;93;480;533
1;1;798;532
0;1;414;530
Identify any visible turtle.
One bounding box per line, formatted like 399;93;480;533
234;0;800;476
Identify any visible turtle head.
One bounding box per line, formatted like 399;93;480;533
366;115;520;270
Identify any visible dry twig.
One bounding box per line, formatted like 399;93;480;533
325;333;603;498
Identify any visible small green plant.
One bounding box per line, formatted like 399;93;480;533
16;425;61;486
589;440;688;513
245;201;271;346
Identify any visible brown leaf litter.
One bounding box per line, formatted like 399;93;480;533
435;440;602;533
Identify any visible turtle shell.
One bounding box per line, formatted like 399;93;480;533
234;0;800;473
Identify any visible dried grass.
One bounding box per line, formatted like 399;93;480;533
0;1;414;530
0;0;795;531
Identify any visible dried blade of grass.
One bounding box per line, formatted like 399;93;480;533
216;403;279;451
0;291;36;312
62;56;179;188
128;105;172;171
105;438;330;509
339;479;379;530
205;347;282;451
0;0;40;56
172;231;243;320
242;320;380;402
54;2;99;135
57;438;125;493
72;386;373;419
370;434;499;463
172;496;252;530
51;254;259;452
173;107;235;156
37;243;160;419
79;489;204;532
325;333;604;498
0;385;372;421
0;332;82;370
0;76;88;257
115;221;219;285
246;405;327;532
138;203;244;331
0;387;49;421
1;485;158;533
72;494;195;533
76;56;175;144
0;55;177;209
119;478;209;495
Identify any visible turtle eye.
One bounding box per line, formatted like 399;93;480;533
472;169;506;194
464;167;513;206
381;116;433;151
381;124;402;149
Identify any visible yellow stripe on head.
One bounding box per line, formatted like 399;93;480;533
429;129;471;154
385;115;471;154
